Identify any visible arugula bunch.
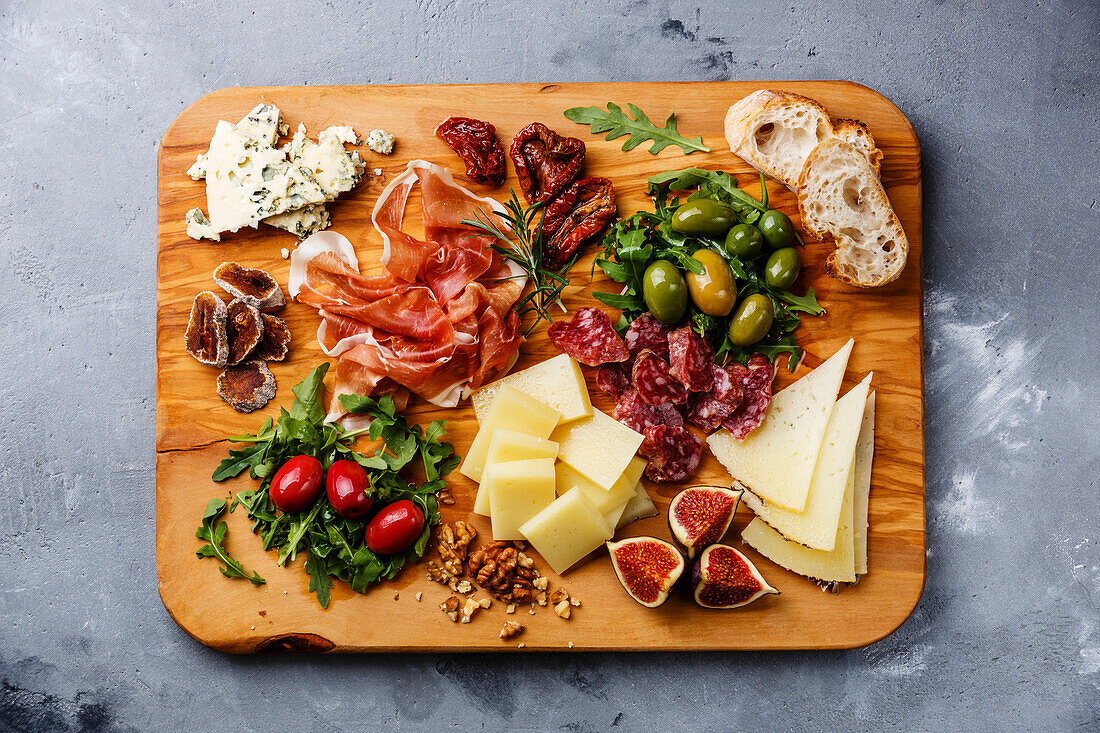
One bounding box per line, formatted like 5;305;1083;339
200;363;458;608
593;169;824;371
564;102;710;155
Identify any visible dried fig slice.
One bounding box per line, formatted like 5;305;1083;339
213;262;285;311
216;360;277;413
251;313;291;362
184;291;228;367
225;299;264;366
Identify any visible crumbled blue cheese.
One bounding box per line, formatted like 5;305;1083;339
264;203;330;240
185;208;220;241
287;124;366;199
187;154;207;180
366;129;396;155
235;103;282;147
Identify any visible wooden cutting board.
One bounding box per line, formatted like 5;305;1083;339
156;81;924;653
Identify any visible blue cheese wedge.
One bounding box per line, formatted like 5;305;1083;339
235;103;282;147
187;154;207;180
264;203;330;240
366;129;396;154
185;208;220;241
286;123;366;199
202;121;295;232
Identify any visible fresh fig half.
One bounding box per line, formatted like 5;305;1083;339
692;544;778;609
668;485;743;559
606;537;685;608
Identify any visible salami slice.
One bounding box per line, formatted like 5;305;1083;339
721;354;775;439
639;424;703;483
631;349;688;406
685;364;744;433
668;327;715;392
547;307;629;366
623;313;671;361
596;363;632;401
613;388;684;434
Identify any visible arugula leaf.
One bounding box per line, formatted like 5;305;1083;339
290;363;329;423
775;286;825;315
564;102;709;155
212;444;266;482
195;498;265;585
306;549;334;609
648;168;767;219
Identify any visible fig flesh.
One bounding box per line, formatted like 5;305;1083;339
251;313;291;362
668;485;743;559
606;537;685;608
225;298;264;366
692;544;778;609
184;291;228;367
217;360;277;413
213;262;285;311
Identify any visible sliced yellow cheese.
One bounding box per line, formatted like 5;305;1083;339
554;455;645;515
486;458;557;540
742;373;872;550
853;391;875;575
519;486;614;574
551;409;644;490
708;339;854;511
603;500;630;530
459;384;561;482
617;479;658;529
472;430;560;516
741;456;857;583
471;354;592;425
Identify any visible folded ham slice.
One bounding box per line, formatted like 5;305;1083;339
289;161;526;419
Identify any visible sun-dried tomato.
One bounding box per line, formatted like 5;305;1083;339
509;123;585;204
435;116;506;187
540;176;617;271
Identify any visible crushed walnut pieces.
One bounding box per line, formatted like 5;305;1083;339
466;540;542;604
500;621;525;640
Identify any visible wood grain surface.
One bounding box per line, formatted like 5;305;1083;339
156;81;924;653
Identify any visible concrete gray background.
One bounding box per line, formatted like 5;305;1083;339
1;0;1097;730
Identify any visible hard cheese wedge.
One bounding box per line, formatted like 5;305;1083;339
519;486;614;574
741;456;857;583
555;456;646;514
486;457;557;540
708;339;854;511
551;409;644;491
471;354;592;425
472;430;559;516
616;479;658;529
742;373;872;550
853;391;876;575
459;384;561;482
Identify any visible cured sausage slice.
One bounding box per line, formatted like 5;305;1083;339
685;364;744;433
639;424;703;483
668;327;715;392
623;313;671;361
612;388;683;435
721;354;774;439
548;307;629;366
596;363;632;401
631;349;688;406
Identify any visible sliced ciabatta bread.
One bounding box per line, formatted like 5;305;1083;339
832;119;882;178
724;90;835;189
797;138;908;287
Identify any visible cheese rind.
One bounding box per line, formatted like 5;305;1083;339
617;480;658;529
551;409;644;491
708;339;854;511
486;458;557;540
472;354;592;425
853;391;875;575
742;374;872;550
519;487;614;574
459;385;561;482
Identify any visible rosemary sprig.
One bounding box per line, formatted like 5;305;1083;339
463;190;577;337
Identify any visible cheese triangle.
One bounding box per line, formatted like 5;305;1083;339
742;373;872;550
741;456;856;583
853;391;875;575
708;339;854;511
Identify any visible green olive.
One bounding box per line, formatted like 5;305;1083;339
643;260;688;325
685;249;736;317
728;294;775;346
724;224;764;258
764;247;801;289
758;210;795;249
670;199;736;237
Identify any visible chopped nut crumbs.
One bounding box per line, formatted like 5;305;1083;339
499;621;525;640
506;604;516;614
533;576;548;590
554;600;572;619
415;592;423;602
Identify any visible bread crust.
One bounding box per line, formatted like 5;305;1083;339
833;119;883;178
724;90;834;189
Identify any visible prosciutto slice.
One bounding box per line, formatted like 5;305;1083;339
289;161;526;419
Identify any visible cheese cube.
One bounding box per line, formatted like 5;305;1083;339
472;431;559;516
708;339;853;511
459;385;561;482
486;458;557;540
519;487;614;574
471;354;592;425
853;391;876;575
742;374;872;550
551;409;644;490
617;479;658;529
554;455;644;514
603;500;630;530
